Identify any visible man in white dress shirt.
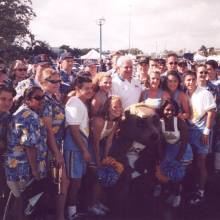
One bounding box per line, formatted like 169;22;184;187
111;56;142;109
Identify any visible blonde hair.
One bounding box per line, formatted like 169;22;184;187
38;68;60;85
12;60;26;70
145;69;161;88
100;95;122;118
10;60;26;78
92;72;111;92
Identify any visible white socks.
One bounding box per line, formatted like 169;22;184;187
198;189;204;197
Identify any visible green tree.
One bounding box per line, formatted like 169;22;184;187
0;44;27;62
59;45;82;58
0;0;35;44
59;45;72;53
26;40;57;60
31;40;52;55
72;48;81;58
0;0;35;62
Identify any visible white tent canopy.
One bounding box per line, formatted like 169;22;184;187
81;49;105;60
193;53;207;62
194;53;220;63
206;55;220;62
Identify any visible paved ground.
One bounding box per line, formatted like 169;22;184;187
1;170;220;220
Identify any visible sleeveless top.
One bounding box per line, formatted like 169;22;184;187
143;89;163;109
173;90;180;106
93;91;108;115
161;117;180;144
172;90;183;113
100;120;114;140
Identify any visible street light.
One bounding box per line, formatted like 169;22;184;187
96;17;105;60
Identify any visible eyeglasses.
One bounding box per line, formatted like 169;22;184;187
32;95;44;101
199;71;208;74
46;79;61;84
16;68;27;71
169;62;178;65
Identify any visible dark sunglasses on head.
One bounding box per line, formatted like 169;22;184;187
32;95;44;101
169;62;178;65
46;79;61;84
16;68;27;71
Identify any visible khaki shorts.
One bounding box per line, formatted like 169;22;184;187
7;180;27;197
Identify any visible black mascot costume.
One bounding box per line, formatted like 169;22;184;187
106;103;162;217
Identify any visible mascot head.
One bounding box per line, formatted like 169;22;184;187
120;103;161;146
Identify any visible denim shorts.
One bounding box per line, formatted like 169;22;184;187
188;128;209;155
64;150;86;179
88;137;106;166
165;142;193;164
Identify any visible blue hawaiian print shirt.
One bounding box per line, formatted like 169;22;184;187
5;104;48;182
42;92;65;146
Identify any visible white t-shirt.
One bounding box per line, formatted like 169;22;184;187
188;86;216;125
65;96;89;137
111;75;142;109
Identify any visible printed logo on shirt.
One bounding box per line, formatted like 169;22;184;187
191;108;199;123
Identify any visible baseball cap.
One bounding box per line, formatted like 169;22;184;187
84;60;97;67
138;57;149;65
60;52;74;61
158;58;166;65
33;54;52;65
178;59;187;67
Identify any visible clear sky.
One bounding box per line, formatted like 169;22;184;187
30;0;220;53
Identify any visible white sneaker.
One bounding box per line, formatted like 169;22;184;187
189;191;204;205
88;204;106;216
68;206;77;220
172;195;181;208
97;201;110;212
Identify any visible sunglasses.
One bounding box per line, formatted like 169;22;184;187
16;68;27;71
32;95;44;101
199;71;208;74
46;79;61;84
169;62;178;65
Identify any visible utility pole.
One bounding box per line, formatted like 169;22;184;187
96;17;105;60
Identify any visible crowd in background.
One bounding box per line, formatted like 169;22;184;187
1;50;220;220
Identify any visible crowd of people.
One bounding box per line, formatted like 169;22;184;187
1;50;220;220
